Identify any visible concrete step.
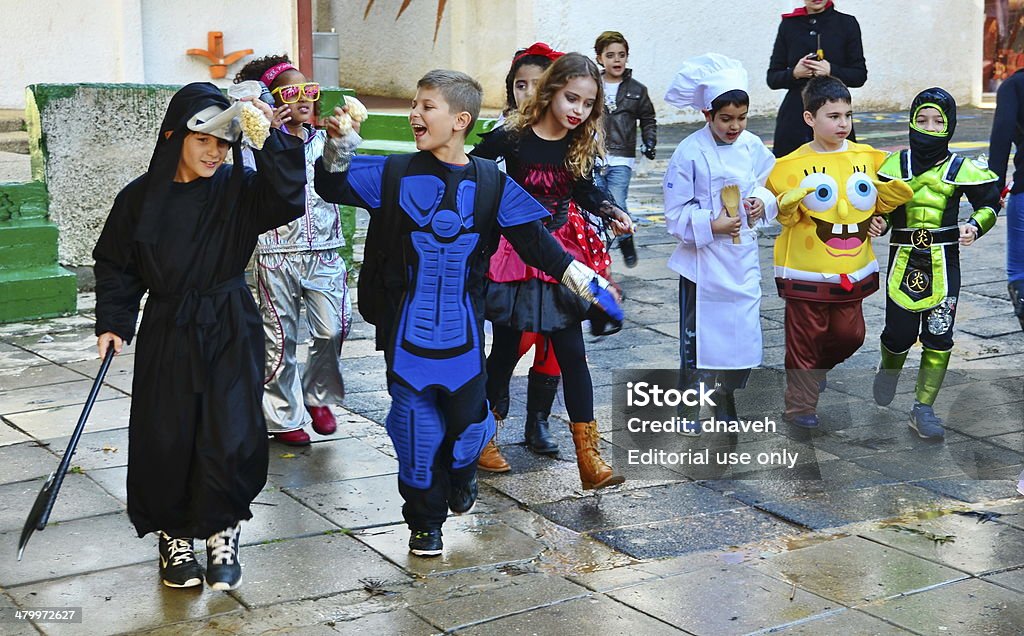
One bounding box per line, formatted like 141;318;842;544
0;131;29;154
0;264;77;322
0;220;59;269
0;109;25;133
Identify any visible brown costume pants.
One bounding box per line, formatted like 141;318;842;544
784;298;866;417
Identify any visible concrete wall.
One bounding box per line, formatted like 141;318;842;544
27;84;178;265
321;0;983;122
326;0;522;109
2;0;297;109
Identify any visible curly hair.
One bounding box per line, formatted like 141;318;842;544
505;52;605;179
233;53;293;88
503;52;555;116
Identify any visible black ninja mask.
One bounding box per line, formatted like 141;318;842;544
908;87;957;177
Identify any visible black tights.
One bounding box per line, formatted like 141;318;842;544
487;323;594;422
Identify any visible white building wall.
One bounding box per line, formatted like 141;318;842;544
1;0;297;109
324;0;983;120
525;0;983;123
2;0;144;108
139;0;297;86
2;0;987;115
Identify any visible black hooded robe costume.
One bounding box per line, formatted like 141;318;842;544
93;83;306;538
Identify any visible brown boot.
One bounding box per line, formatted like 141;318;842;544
477;436;510;473
570;421;625;490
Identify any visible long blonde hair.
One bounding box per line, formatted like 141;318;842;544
505;52;605;179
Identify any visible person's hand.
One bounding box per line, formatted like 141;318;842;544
609;208;634;236
97;332;123;359
240;96;274;121
743;197;764;224
641;144;656;160
778;186;814;214
959;223;979;246
270;105;292;130
325;105;361;139
805;58;832;77
793;56;816;80
867;215;887;238
711;212;742;237
874;179;914;213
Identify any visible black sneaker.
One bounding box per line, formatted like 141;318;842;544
448;475;478;515
206;525;242;590
158;532;203;588
408;529;443;557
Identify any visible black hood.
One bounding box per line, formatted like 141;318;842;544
909;87;956;177
135;82;243;243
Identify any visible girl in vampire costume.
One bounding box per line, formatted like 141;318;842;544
93;82;306;590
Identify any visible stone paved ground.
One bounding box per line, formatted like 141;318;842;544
1;109;1023;634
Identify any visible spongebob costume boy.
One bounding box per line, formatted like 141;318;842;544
768;142;912;424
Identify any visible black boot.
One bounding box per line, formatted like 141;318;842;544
712;389;739;426
525;369;560;455
487;376;510;420
618;234;638;268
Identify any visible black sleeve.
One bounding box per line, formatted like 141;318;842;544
243;128;308;234
638;85;657;148
470;126;510;160
830;17;867;88
964;181;1002;237
989;77;1020;189
93;185;148;344
572;175;621;220
767;23;798;90
502;220;573;280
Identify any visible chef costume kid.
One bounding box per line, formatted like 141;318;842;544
662;54;778;422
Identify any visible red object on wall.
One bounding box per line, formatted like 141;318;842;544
186;31;253;79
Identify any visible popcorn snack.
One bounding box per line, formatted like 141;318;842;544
344;95;368;122
333;95;369;136
240;102;271;150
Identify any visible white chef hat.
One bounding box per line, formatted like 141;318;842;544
664;53;749;111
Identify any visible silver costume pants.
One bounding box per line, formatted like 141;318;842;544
257;250;352;432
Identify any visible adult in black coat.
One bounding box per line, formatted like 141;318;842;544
767;0;867;157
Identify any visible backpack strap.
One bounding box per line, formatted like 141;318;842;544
468;155;504;234
358;152;415;336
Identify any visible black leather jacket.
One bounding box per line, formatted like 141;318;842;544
601;70;657;158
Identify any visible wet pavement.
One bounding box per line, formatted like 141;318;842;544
1;107;1023;634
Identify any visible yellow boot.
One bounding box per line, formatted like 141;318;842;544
570;421;625;490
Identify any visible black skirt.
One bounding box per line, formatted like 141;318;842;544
484;278;590;333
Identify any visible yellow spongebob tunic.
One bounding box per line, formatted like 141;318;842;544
767;141;912;302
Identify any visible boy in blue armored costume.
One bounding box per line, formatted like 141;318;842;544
314;70;622;557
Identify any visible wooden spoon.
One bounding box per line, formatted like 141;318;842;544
720;184;741;245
